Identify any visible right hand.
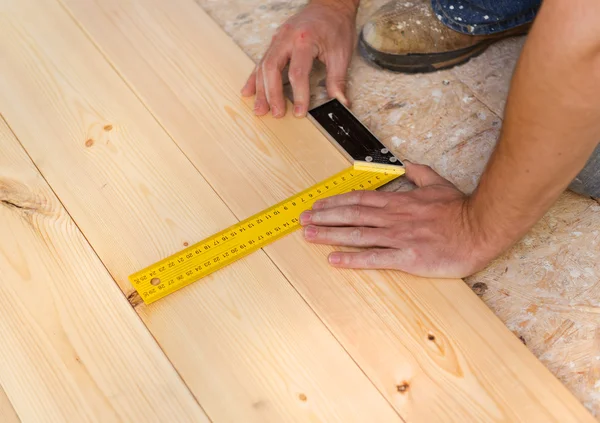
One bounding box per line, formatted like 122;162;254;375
241;0;358;118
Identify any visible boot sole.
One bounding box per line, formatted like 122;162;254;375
358;30;525;73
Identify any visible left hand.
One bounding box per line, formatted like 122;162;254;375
299;162;497;278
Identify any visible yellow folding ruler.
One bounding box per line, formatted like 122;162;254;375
129;99;405;304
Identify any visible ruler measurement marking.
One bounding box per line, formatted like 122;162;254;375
133;172;374;292
129;166;404;303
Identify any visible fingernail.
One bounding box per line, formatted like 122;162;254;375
299;211;312;225
293;106;304;117
304;226;317;238
329;253;341;264
272;106;282;117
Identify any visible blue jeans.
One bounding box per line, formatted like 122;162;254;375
431;0;541;35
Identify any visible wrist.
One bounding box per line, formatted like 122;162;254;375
462;195;511;265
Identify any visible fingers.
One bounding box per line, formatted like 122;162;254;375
325;52;350;106
404;162;454;188
261;49;290;118
300;205;389;227
304;225;394;248
241;68;257;97
254;66;270;116
328;248;408;269
312;190;391;210
288;42;316;117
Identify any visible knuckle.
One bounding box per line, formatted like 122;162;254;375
317;227;328;240
390;228;406;241
349;227;364;242
288;66;307;82
273;23;291;38
295;29;312;41
347;205;362;220
365;252;380;266
262;58;277;71
405;247;418;262
352;190;365;203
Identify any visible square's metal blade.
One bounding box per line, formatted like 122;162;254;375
308;99;404;168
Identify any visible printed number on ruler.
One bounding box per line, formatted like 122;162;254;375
129;165;404;304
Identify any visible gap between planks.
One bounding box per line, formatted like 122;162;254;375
0;385;20;423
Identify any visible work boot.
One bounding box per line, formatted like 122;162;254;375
359;0;531;73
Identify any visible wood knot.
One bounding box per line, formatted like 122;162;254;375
103;124;113;131
126;290;143;308
0;179;44;213
396;382;409;394
183;241;189;247
298;393;307;402
85;139;94;147
252;400;267;409
427;333;436;341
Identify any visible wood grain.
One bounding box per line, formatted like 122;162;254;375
191;0;600;417
0;386;20;423
0;1;402;422
0;117;209;422
58;0;598;421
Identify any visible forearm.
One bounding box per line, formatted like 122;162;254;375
469;0;600;254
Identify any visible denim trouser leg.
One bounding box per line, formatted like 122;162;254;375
431;0;541;35
569;144;600;198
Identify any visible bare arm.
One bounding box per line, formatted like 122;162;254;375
300;0;600;277
469;0;600;254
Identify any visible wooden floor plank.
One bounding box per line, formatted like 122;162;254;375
0;386;20;423
0;1;402;422
57;0;598;421
0;117;209;422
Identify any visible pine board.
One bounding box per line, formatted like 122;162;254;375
58;0;597;421
0;117;209;422
0;1;402;422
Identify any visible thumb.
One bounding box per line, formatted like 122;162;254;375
404;161;454;188
325;55;350;106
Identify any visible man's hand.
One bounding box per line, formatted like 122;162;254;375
300;163;496;278
241;0;358;118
